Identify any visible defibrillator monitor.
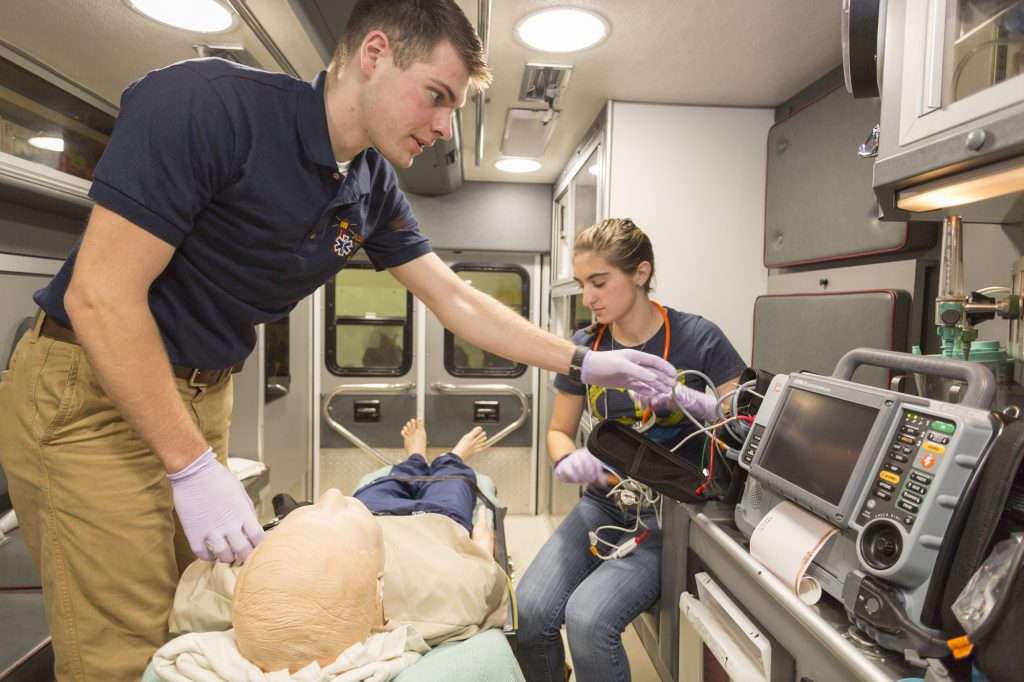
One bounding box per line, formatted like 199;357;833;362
745;375;896;528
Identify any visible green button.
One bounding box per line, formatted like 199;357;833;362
931;421;956;434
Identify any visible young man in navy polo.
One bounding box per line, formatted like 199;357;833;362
0;1;678;678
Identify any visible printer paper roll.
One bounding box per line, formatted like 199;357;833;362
749;500;838;605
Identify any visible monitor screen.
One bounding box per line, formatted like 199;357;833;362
757;386;880;506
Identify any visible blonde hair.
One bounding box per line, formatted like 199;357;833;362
574;218;655;293
329;0;492;91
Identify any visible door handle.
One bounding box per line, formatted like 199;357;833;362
322;382;415;465
354;400;381;423
473;400;500;423
430;382;529;448
265;375;290;403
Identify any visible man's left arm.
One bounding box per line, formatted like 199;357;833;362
388;253;678;392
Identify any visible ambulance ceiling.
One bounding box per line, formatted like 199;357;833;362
0;0;843;184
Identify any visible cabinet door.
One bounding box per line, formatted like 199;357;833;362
896;0;1024;146
765;85;935;267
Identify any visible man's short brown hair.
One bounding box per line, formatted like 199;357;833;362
330;0;492;91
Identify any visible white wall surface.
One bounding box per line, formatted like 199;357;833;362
608;102;774;363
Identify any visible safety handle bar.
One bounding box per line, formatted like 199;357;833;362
322;382;415;466
430;382;530;449
832;348;995;409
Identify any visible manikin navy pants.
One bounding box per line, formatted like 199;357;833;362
353;453;477;533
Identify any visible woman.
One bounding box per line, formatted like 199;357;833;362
514;218;746;682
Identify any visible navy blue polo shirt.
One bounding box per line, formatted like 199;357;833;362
35;58;431;369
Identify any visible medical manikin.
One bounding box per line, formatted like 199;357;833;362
233;489;386;672
151;421;510;680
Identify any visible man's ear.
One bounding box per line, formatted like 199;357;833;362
359;30;391;78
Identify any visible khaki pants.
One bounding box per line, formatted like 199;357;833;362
0;318;233;681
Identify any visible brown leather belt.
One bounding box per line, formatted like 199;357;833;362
38;313;244;386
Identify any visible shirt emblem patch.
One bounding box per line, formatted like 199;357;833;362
332;217;366;257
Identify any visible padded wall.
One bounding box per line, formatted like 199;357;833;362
752;290;911;388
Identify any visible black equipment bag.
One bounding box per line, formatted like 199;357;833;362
586;420;707;503
925;416;1024;681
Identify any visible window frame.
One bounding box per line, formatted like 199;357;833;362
443;263;530;378
325;263;414;377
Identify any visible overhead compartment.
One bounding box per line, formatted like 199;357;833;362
764;84;936;268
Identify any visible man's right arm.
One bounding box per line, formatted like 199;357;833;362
64;204;208;472
65;205;263;561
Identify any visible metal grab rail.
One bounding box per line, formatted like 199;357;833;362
430;382;529;449
322;382;415;466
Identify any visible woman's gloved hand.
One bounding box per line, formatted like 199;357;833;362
631;383;718;422
554;447;609;487
580;349;677;393
168;448;266;563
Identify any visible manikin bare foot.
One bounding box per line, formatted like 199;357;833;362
470;505;495;556
451;426;487;461
401;418;427;457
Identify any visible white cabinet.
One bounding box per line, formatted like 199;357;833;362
552;112;606;288
874;0;1024;221
550;101;772;361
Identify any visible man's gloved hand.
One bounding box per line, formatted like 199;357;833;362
554;447;609;487
631;383;718;422
168;448;266;563
580;349;677;393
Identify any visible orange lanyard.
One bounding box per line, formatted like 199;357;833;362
592;301;671;360
590;301;672;425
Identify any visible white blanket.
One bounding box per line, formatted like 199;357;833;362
151;625;428;682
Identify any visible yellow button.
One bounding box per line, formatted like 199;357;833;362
880;471;901;485
923;441;945;455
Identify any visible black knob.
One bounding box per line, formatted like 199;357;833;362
874;536;897;557
860;521;903;571
940;308;962;325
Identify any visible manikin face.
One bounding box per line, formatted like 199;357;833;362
232;489;384;673
360;38;470;169
573;251;651;326
276;489;381;547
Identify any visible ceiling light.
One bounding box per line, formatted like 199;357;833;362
128;0;234;33
495;158;542;173
515;8;609;53
895;156;1024;212
28;136;64;152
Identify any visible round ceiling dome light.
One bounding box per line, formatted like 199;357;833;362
28;136;65;152
515;8;609;53
495;158;542;173
128;0;234;33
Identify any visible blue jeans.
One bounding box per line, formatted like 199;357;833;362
353;453;477;532
515;488;663;682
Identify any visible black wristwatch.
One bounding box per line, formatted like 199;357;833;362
567;345;589;385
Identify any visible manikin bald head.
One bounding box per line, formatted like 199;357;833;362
232;490;385;673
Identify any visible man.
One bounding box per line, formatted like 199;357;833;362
0;0;676;679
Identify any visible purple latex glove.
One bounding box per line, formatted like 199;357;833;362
168;448;266;563
580;349;677;393
554;447;608;486
631;383;718;422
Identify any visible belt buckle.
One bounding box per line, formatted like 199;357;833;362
187;368;206;388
